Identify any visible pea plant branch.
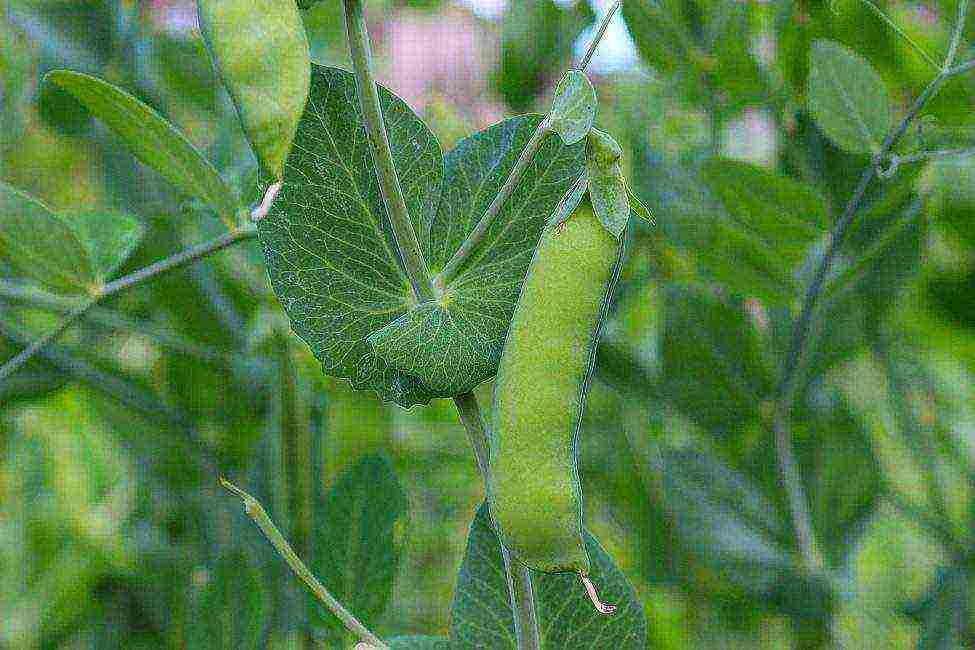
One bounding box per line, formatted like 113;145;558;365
339;2;621;647
435;0;622;287
772;7;974;573
220;479;389;650
0;225;257;385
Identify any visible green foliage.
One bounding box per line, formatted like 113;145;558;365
310;455;408;645
260;65;583;407
548;71;597;146
808;40;892;155
450;503;647;649
3;1;975;648
45;70;239;223
198;0;311;180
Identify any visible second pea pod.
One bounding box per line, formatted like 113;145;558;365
488;129;639;613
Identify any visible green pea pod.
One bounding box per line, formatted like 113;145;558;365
198;0;310;183
488;199;622;614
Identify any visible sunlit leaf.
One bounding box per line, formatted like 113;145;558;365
46;70;239;223
808;40;891;155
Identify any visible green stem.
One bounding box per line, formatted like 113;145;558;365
0;226;257;385
342;0;435;303
435;0;622;287
773;45;975;575
220;479;389;649
453;392;541;650
436;124;551;286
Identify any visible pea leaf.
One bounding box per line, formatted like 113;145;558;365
260;65;584;407
0;327;66;406
185;552;266;649
807;40;891;155
198;0;310;180
449;503;647;650
310;455;408;646
0;183;98;294
587;129;630;238
45;70;239;223
548;70;597;145
60;210;145;282
700;158;828;304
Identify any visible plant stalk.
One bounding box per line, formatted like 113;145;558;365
0;226;257;385
453;392;542;650
342;0;435;303
773;18;974;573
220;479;389;649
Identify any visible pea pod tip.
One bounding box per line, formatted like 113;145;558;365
580;573;617;615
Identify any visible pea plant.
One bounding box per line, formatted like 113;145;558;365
2;0;975;647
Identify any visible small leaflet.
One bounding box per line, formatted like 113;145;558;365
548;71;598;146
587;129;629;239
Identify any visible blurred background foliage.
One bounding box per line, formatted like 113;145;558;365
1;0;975;647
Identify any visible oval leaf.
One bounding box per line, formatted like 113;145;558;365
0;183;98;294
808;40;891;155
549;70;597;146
185;552;266;649
449;502;647;650
587;129;629;238
310;455;408;646
46;70;238;222
198;0;311;179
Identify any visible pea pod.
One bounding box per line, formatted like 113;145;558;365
488;198;622;614
197;0;310;184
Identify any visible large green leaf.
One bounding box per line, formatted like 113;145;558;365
449;503;646;650
260;65;583;407
185;552;266;650
310;455;408;647
700;159;828;304
0;183;98;294
46;70;238;222
807;40;891;155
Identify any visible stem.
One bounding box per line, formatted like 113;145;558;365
772;51;975;573
220;479;389;649
578;0;622;71
436;124;550;285
342;0;435;303
772;412;825;572
435;0;621;287
0;226;257;385
452;393;541;650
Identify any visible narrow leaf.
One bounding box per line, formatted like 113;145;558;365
807;40;892;155
587;129;629;238
46;70;238;222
